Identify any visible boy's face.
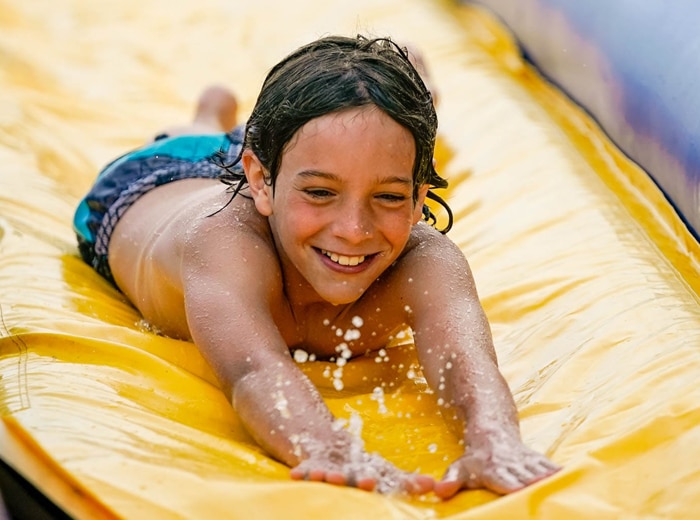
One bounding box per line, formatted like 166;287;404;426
245;106;428;305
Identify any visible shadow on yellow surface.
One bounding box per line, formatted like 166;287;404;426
1;0;699;518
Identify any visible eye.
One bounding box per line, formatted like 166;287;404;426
303;188;335;199
376;193;409;203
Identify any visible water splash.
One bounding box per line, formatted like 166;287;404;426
370;386;388;414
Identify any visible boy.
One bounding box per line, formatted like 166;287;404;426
74;35;559;497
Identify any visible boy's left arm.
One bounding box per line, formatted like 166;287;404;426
401;226;560;498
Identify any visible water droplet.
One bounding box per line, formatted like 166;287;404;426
273;390;291;418
344;328;361;341
293;349;309;363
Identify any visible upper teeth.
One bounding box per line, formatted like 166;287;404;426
321;249;366;266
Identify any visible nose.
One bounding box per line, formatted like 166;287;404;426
332;199;374;243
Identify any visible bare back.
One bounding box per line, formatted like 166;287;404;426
109;179;227;338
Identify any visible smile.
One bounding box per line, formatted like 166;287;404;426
320;249;367;266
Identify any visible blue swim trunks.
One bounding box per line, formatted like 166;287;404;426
74;126;244;284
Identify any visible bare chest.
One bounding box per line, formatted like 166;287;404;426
273;298;409;360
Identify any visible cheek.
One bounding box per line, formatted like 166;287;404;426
381;209;418;243
277;201;326;239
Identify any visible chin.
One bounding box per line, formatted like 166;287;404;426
319;287;366;306
324;295;361;306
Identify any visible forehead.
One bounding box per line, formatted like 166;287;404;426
280;106;416;181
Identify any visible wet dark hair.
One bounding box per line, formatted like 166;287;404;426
219;34;453;233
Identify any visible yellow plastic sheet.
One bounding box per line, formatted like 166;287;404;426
1;1;699;518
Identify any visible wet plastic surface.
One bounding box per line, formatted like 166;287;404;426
1;1;699;518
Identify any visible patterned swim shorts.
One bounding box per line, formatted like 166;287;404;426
73;125;244;284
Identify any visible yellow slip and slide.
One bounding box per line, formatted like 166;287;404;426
1;1;699;518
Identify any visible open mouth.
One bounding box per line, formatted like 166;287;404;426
319;248;367;267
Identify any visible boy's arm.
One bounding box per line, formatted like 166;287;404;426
402;226;560;498
180;230;433;494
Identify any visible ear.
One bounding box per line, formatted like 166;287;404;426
242;149;273;216
412;184;430;224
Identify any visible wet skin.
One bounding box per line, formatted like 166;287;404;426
108;103;560;497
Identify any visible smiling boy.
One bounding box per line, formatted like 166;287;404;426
74;35;560;497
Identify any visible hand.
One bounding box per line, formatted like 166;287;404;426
434;435;560;499
289;436;434;495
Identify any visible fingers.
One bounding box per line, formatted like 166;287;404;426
290;461;433;496
433;479;463;500
401;474;435;495
292;466;349;485
482;466;528;495
325;471;349;486
436;452;562;499
479;457;562;495
292;455;560;499
355;477;377;492
289;467;304;480
537;458;563;473
290;467;327;482
435;466;520;499
523;458;562;485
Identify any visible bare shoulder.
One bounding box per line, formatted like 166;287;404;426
374;222;478;317
181;186;280;286
396;222;468;275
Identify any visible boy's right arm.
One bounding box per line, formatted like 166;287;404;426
179;229;433;494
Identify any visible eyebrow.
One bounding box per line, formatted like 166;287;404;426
296;169;412;185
